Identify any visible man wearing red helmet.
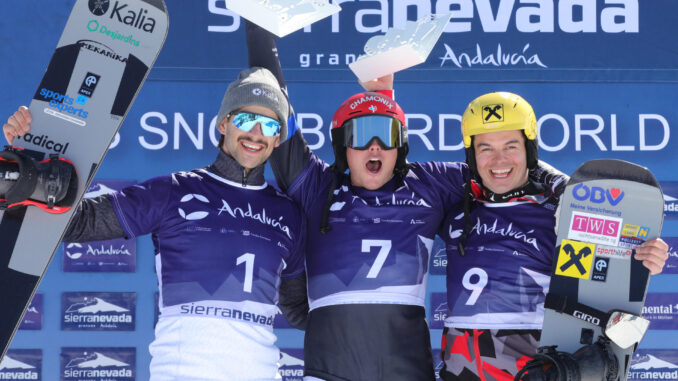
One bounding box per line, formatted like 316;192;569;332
244;21;668;381
246;25;466;381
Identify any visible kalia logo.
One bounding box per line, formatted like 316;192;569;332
572;184;624;206
89;0;156;33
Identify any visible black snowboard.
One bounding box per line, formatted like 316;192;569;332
0;0;168;360
540;159;664;380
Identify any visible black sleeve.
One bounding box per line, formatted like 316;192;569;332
278;272;309;330
246;20;286;91
270;129;313;192
64;196;127;242
245;19;313;192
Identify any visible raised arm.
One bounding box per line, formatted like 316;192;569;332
245;21;312;192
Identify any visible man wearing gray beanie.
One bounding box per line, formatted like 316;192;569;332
3;65;306;380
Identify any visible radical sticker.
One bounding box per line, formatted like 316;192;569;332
555;239;595;279
568;211;622;246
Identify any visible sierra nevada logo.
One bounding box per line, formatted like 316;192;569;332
0;351;40;380
63;294;135;331
63;348;135;379
278;350;304;380
630;351;678;380
218;200;291;238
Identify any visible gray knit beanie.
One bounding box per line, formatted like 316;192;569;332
217;67;290;141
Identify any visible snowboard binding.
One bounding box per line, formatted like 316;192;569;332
515;337;619;381
0;146;78;213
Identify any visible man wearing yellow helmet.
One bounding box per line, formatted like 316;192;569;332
438;92;668;380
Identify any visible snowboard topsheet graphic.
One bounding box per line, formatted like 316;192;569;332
539;159;664;380
0;0;168;360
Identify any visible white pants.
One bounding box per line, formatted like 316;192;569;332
150;316;281;380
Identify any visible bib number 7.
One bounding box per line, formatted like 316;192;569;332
362;239;392;278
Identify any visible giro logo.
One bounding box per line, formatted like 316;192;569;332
88;0;110;16
483;104;503;123
178;194;210;220
572;183;624;206
573;310;601;326
65;243;84;259
555;239;595;279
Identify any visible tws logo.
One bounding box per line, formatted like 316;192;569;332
572;184;624;206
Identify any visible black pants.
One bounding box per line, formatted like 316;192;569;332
304;304;436;381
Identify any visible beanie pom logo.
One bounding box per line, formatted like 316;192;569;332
252;88;262;96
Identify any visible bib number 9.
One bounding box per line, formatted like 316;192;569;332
462;267;488;305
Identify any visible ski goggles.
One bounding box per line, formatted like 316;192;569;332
339;115;404;150
231;112;281;137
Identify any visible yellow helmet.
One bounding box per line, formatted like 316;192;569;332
461;92;537;148
461;92;539;171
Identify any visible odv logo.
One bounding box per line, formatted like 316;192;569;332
572;183;624;206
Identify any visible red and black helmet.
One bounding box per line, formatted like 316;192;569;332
329;91;409;173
